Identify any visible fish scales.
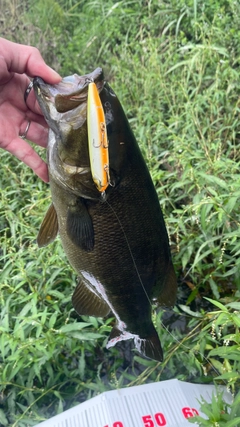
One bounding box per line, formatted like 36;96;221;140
33;68;177;362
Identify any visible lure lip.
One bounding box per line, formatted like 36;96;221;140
87;81;110;193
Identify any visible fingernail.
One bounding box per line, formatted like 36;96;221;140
47;66;62;81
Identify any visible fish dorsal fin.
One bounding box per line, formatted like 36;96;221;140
66;199;94;252
72;278;110;317
37;203;59;247
155;262;177;308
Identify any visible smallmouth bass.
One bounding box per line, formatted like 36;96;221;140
33;68;177;362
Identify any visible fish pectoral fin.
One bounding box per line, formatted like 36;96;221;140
107;325;163;362
37;203;59;247
156;263;177;308
72;278;110;317
66;198;94;252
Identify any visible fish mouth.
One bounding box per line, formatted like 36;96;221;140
33;67;104;114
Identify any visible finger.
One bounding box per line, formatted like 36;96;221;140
25;88;49;116
19;119;49;148
25;110;49;129
0;38;61;84
14;76;50;117
6;136;49;182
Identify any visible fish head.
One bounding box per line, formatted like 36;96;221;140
33;68;107;197
33;68;134;199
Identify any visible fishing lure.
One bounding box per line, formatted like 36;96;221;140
87;82;110;193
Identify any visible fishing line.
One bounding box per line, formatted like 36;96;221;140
158;317;228;385
106;201;227;386
105;200;152;308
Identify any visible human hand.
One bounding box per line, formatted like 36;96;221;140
0;38;61;182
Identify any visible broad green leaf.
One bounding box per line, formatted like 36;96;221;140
214;372;239;381
178;304;203;317
225;418;240;427
209;346;239;358
226;302;240;311
49;312;58;329
70;332;102;340
0;409;8;426
59;322;92;333
204;298;228;312
198;173;228;189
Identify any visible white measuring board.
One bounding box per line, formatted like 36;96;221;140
35;379;232;427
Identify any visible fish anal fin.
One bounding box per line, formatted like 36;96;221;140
67;199;94;252
155;263;177;308
106;324;163;362
72;278;110;317
37;203;59;247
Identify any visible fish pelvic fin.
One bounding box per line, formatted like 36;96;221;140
106;324;163;362
37;203;59;247
72;278;110;317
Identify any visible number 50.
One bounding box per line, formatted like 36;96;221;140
142;413;167;427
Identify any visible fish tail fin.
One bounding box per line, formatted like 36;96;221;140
135;325;163;362
106;325;163;362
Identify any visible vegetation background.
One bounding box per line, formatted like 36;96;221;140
1;0;240;425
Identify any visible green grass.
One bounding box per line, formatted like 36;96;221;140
1;0;240;425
